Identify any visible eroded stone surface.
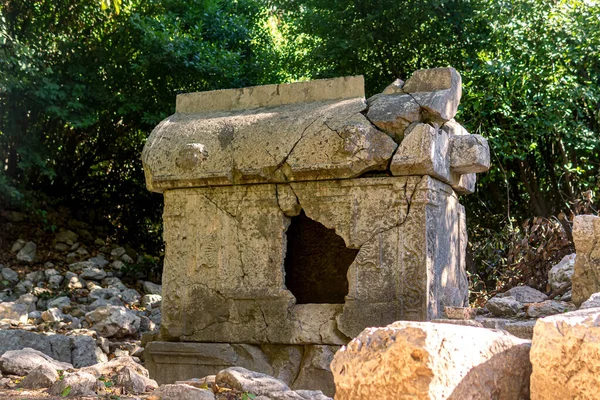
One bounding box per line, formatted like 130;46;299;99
572;215;600;306
331;321;531;400
530;308;600;400
159;176;467;344
142;77;397;192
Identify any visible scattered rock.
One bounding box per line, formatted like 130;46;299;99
69;260;96;272
1;267;19;283
141;294;162;309
152;383;215;400
0;302;28;323
55;229;79;245
49;371;103;397
81;356;149;378
548;253;576;291
18;364;59;389
485;296;524;317
503;286;548;303
15;294;38;313
11;239;27;253
16;241;37;262
115;366;158;393
216;367;290;396
143;281;162;295
85;305;140;338
331;321;531;400
47;296;71;311
0;348;73;375
580;292;600;309
80;266;107;281
525;300;576;318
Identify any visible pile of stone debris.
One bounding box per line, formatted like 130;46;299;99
0;222;331;399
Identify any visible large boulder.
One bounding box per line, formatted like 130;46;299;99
0;348;73;375
530;307;600;399
331;321;531;400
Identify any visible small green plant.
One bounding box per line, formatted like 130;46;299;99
61;385;72;397
242;393;257;400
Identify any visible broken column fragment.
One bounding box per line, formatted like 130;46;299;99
142;70;489;392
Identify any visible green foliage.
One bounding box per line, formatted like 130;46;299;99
274;0;600;290
0;0;283;252
61;385;72;397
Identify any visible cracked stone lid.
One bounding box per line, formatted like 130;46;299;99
142;76;398;192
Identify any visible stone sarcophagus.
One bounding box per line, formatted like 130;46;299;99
141;68;490;394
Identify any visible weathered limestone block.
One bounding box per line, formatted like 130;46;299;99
449;134;490;174
142;77;397;191
366;94;421;141
572;215;600;306
331;321;531;400
389;123;451;182
176;76;364;113
530;308;600;400
402;67;462;123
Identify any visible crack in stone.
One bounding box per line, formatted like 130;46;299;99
356;176;425;247
273;115;322;181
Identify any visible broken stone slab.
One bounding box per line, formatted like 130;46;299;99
530;307;600;399
366;93;421;141
0;348;73;376
402;67;462;124
572;215;600;306
389;123;451;182
548;253;575;291
525;300;576;318
142;76;398;192
17;364;59;389
152;383;216;400
331;321;531;400
449;134;490;174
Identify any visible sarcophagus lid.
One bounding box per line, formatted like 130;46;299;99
142;76;398;192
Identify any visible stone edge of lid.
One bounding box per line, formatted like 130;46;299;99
175;75;365;113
